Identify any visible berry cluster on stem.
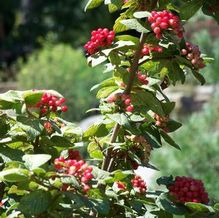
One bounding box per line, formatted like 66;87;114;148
43;121;53;133
154;114;169;132
54;150;93;192
168;176;209;204
131;175;147;193
137;71;149;85
141;44;163;56
84;28;115;55
148;10;183;39
181;42;205;69
36;93;68;115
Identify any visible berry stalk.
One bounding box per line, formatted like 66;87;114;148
101;32;147;172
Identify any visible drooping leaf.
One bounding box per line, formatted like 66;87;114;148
0;168;30;182
156;193;188;215
185;202;215;213
180;0;204;20
84;123;109;138
18;190;51;216
160;130;181;150
120;19;149;33
133;11;151;19
22;154;51;170
85;0;104;11
157;176;174;186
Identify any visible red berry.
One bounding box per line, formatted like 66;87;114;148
148;10;183;39
126;105;134;112
84;28;115;55
61;105;68;112
116;181;126;190
124;98;131;105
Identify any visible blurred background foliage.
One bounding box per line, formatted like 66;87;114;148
1;0;219;202
17;41;107;121
0;0;116;81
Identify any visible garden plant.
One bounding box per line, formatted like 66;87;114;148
0;0;219;217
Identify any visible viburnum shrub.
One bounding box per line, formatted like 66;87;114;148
0;0;219;217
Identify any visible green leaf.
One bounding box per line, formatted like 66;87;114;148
85;0;104;11
115;35;139;44
214;203;219;211
17;116;44;141
167;61;186;84
105;170;132;183
161;102;175;115
0;146;24;163
120;19;149;33
94;78;116;91
133;11;151;19
185;202;214;213
157;176;174;186
109;51;121;66
84;123;109;138
22;154;51;170
0;168;30;182
50;135;73;147
107;113;129;126
133;90;165;116
23;90;43;106
87;53;108;67
88;142;104;159
96;86;118;99
156;193;188;215
141;130;162;149
61;176;80;188
107;0;123;13
160;130;181;150
191;70;206;85
92;166;111;183
18;190;51;216
180;0;204;20
202;0;219;23
0;115;10;137
0;90;23;110
166;120;182;132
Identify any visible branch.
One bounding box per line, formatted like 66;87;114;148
101;32;147;172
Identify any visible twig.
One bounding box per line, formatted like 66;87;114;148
101;32;147;172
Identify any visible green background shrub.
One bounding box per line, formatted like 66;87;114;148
17;43;107;121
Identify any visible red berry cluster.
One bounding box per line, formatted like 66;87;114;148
121;94;134;112
131;175;147;193
54;151;93;192
154;114;169;132
141;44;163;56
168;176;209;204
44;121;53;133
181;42;205;69
148;10;183;39
137;71;149;85
116;181;127;190
106;93;134;113
84;28;115;55
36;93;68;115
